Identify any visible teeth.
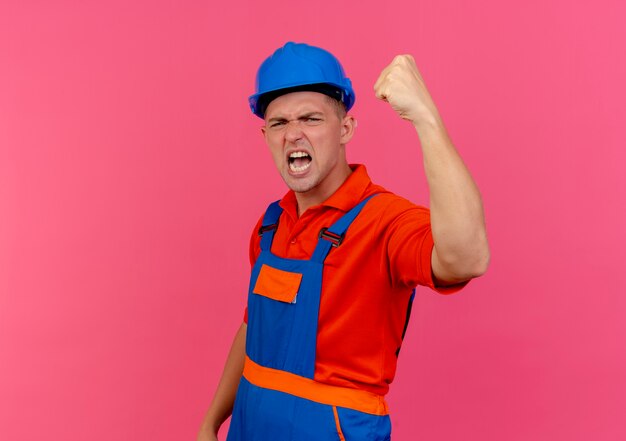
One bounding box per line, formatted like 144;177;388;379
289;151;310;158
289;161;312;172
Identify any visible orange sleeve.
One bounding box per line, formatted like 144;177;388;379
384;200;468;294
416;228;468;295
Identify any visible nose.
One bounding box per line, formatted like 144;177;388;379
284;120;304;143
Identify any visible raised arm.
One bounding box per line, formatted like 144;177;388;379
374;55;490;284
197;323;246;441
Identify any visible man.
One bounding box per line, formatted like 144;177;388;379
197;42;489;441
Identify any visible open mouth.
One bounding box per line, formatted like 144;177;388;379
288;151;312;173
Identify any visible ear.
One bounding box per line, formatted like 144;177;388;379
339;115;356;144
261;125;267;139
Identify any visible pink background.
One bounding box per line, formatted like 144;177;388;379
1;1;625;440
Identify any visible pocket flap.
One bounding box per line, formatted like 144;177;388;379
253;264;302;303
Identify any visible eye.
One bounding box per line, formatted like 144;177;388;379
303;117;322;124
269;120;286;128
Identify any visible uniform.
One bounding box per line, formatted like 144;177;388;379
227;165;465;440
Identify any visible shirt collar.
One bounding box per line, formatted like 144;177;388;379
279;164;371;217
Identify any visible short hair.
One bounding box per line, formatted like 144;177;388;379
323;94;347;119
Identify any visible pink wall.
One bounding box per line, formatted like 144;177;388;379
1;1;625;440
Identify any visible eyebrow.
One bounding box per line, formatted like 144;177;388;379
267;112;324;123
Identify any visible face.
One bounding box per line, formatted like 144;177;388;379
261;91;355;198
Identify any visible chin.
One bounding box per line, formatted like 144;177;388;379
288;183;314;193
284;176;317;194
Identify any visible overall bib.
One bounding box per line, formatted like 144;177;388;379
227;196;392;441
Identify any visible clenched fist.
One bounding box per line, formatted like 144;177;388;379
374;55;442;128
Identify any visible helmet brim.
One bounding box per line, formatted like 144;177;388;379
249;82;354;118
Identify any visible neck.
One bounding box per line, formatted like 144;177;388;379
295;162;352;217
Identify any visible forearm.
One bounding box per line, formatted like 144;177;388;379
197;323;247;440
415;117;489;282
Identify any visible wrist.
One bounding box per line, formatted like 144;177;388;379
412;114;445;136
201;414;222;435
407;102;442;129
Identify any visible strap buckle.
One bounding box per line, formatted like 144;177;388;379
318;228;345;247
258;224;277;236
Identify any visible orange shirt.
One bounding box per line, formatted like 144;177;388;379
245;165;464;395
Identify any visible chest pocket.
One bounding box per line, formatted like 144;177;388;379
253;264;302;304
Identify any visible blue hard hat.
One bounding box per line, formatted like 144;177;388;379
249;42;355;118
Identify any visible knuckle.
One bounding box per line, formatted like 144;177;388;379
395;54;409;63
392;55;404;65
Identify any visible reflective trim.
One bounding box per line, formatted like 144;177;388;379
243;356;390;416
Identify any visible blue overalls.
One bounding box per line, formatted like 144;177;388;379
227;196;392;441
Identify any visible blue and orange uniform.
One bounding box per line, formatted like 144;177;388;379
227;165;465;440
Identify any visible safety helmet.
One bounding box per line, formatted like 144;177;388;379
249;42;355;118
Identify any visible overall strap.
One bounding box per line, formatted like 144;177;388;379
310;194;378;263
258;200;283;251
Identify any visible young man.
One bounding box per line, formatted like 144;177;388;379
197;42;489;441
